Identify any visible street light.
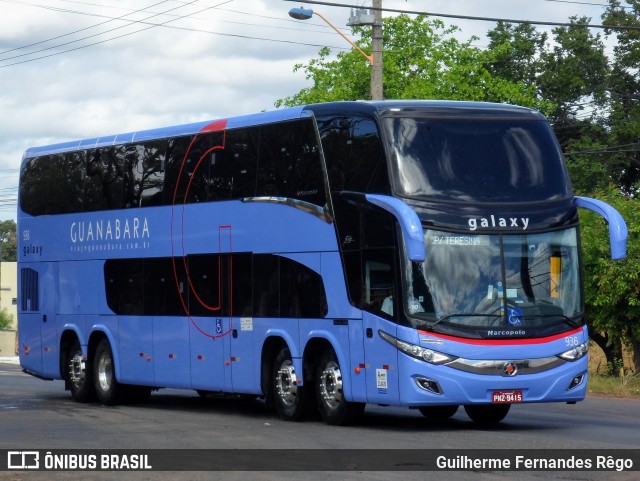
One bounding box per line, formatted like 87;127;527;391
288;7;373;65
289;6;383;100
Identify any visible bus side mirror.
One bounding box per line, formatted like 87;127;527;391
575;196;628;260
365;194;426;262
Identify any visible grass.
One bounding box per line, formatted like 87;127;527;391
588;341;640;397
588;372;640;397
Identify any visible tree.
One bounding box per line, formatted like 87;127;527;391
278;10;640;370
579;186;640;372
486;17;610;151
276;15;550;112
0;220;16;262
603;0;640;193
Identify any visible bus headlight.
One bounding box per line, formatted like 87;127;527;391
558;342;589;361
378;330;456;365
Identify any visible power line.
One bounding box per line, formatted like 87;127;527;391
0;0;218;63
0;0;346;68
565;142;640;156
0;0;173;56
284;0;640;31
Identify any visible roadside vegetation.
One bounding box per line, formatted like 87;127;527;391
279;1;640;380
589;371;640;397
589;343;640;397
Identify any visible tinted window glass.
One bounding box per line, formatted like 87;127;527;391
85;147;125;211
232;253;253;317
20;268;39;312
19;153;86;215
144;257;185;316
163;136;194;205
317;115;389;195
105;258;144;315
20;119;325;215
226;128;258;198
253;254;279;317
257;120;326;206
385;117;571;202
187;254;223;317
140;141;167;207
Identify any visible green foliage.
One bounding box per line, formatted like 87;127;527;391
278;6;640;369
276;15;551;112
0;308;13;330
0;220;16;262
579;186;640;369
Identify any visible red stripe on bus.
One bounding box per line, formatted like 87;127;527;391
417;327;583;345
199;119;228;132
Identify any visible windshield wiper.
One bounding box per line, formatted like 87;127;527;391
424;312;581;330
426;313;501;330
518;313;581;328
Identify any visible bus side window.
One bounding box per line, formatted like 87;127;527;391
20;153;87;215
253;255;280;318
226;128;259;199
104;259;144;315
256;120;326;206
364;259;394;317
317;115;389;195
140;141;167;207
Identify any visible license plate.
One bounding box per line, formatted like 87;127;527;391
492;390;523;404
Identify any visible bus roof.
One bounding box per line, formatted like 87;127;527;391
22;105;308;158
22;100;544;159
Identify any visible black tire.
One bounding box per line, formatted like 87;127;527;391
418;405;459;420
272;347;310;421
464;404;511;424
93;338;123;405
315;349;364;426
66;340;96;403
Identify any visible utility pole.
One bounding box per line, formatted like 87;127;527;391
370;0;383;100
347;1;383;100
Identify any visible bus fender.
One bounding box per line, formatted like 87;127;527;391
61;323;86;352
303;330;353;399
263;328;302;384
88;325;121;381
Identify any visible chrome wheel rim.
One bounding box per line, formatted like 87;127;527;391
68;352;85;387
319;361;343;408
97;352;113;392
275;360;298;407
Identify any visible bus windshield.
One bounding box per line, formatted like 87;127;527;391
403;228;582;332
384;116;571;202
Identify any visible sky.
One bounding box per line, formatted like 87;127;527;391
0;0;613;221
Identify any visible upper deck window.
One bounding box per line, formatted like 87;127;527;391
384;116;572;203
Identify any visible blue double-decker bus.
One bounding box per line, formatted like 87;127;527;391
18;101;627;424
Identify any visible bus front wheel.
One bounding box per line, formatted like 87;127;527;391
93;338;122;405
272;347;309;421
418;405;459;420
464;404;511;424
315;349;364;426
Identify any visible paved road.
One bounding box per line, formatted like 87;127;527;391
1;360;639;481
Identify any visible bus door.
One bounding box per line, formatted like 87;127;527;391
228;253;255;394
362;258;400;404
18;262;58;378
187;253;227;392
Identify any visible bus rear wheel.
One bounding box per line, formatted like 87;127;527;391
67;340;95;403
315;349;364;426
272;347;309;421
93;338;123;405
464;404;511;424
